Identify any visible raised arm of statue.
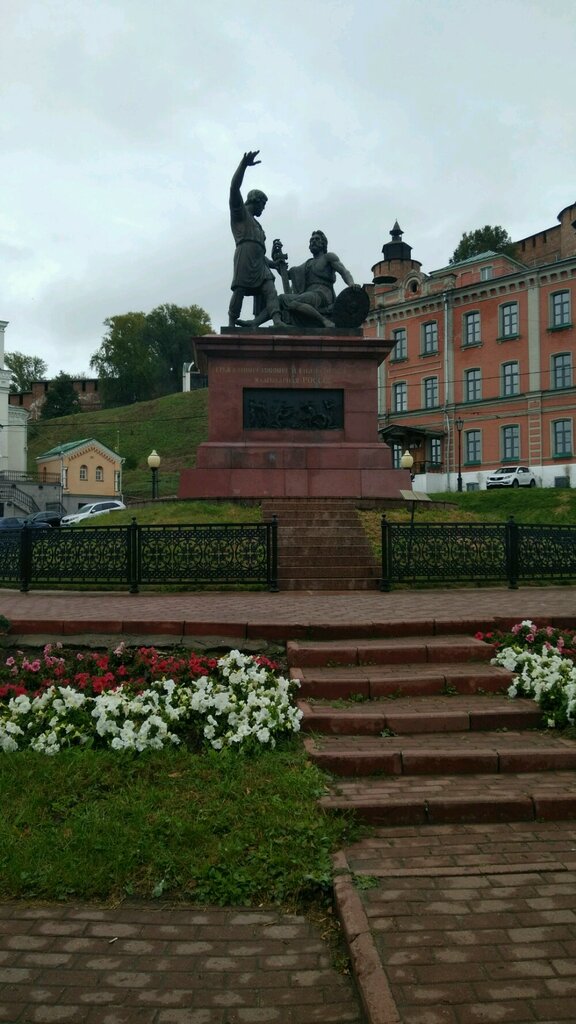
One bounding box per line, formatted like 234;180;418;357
230;151;261;215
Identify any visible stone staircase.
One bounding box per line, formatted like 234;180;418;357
288;632;576;825
261;498;379;591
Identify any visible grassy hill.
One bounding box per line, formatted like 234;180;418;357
27;391;209;500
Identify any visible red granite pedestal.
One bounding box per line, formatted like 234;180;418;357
178;330;407;499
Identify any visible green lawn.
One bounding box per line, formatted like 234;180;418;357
0;743;361;907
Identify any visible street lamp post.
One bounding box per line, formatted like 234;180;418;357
147;449;161;499
455;418;464;493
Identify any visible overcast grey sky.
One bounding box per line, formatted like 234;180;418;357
2;0;575;377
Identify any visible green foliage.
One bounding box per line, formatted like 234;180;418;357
90;303;212;407
41;372;81;419
449;224;516;264
4;351;48;392
0;746;360;905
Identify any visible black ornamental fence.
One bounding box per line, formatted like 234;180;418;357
381;516;576;591
0;519;278;593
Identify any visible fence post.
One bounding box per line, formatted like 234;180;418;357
505;516;519;590
19;523;32;593
268;515;278;592
380;514;392;591
128;517;139;594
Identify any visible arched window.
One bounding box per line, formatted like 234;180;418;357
79;465;88;481
95;466;104;482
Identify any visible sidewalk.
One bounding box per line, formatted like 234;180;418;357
1;586;575;643
0;902;364;1023
336;820;576;1024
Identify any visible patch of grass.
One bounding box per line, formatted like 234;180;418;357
358;487;576;560
0;744;361;908
109;500;262;527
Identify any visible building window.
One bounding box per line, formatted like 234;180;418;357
551;290;571;328
552;353;572;390
393;382;407;412
464;368;482;403
553;419;572;457
502;424;520;461
423;376;439;409
79;464;88;481
429;438;442;466
95;466;104;482
480;266;493;281
465;429;481;464
463;311;481;346
391;444;402;469
501;361;520;397
421;321;438;355
390;328;407;361
62;467;68;489
114;470;121;493
500;301;519;338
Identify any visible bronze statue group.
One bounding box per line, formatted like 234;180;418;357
228;151;367;330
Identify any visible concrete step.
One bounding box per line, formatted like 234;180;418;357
278;564;378;580
287;635;495;667
298;695;542;734
304;731;576;777
290;661;513;698
319;770;576;825
278;577;380;592
278;551;377;566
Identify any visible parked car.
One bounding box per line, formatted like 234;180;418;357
61;500;127;526
0;516;50;531
23;510;63;528
0;517;26;530
486;466;538;489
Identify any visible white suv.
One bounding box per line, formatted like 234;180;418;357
61;500;126;526
486;466;537;489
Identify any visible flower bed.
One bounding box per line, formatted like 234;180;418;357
0;644;302;754
476;620;576;729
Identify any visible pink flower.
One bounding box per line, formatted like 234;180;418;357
5;657;14;666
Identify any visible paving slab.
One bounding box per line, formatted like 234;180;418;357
336;821;576;1024
0;902;365;1023
0;586;574;643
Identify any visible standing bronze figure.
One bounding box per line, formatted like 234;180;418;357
228;151;282;328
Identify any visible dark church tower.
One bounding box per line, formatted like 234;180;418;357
371;222;422;291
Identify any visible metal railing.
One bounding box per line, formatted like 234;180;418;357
0;484;40;514
381;515;576;590
0;518;278;593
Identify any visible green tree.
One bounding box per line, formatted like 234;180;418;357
145;303;212;394
90;304;211;407
4;351;48;392
90;312;154;406
41;372;81;419
449;225;516;264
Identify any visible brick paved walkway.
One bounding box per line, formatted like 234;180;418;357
0;903;364;1023
337;821;576;1024
0;586;574;643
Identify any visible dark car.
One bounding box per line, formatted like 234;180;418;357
23;510;63;528
0;517;26;530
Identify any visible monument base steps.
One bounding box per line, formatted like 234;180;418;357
262;498;379;591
